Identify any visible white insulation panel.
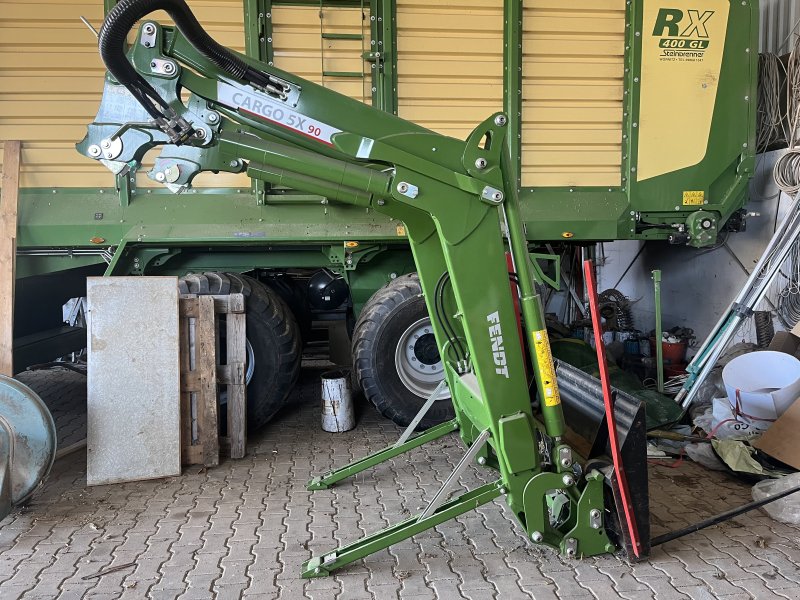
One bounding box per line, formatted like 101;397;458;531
86;277;181;486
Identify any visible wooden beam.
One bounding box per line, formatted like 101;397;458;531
0;141;21;378
196;295;219;466
226;311;247;459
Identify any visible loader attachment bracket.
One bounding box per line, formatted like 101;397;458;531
555;359;651;560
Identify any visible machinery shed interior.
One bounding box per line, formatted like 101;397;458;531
1;1;800;599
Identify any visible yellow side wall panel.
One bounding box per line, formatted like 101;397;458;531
521;0;625;188
396;0;504;140
1;2;625;190
271;5;369;103
0;0;247;189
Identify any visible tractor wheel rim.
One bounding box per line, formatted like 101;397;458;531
394;317;450;399
245;338;255;385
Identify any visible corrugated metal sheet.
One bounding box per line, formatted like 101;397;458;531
396;0;504;140
760;0;800;54
521;0;625;188
272;5;370;102
0;0;246;189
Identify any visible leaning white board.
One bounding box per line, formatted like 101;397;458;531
86;277;181;485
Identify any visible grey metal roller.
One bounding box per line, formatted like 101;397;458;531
0;375;57;521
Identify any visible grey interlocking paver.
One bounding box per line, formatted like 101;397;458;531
637;576;691;600
3;366;800;600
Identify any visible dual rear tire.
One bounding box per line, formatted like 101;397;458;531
179;271;450;432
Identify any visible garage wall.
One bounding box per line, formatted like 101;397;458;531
396;0;504;140
0;0;247;189
597;152;789;349
597;4;800;347
521;0;625;188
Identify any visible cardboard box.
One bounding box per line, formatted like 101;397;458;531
756;322;800;468
769;330;800;361
754;395;800;470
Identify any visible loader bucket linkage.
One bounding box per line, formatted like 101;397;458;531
77;0;652;577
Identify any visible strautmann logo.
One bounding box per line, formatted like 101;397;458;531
652;9;713;59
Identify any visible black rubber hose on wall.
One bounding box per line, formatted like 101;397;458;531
98;0;268;120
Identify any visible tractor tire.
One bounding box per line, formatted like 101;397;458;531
178;272;301;430
261;274;312;345
352;273;454;429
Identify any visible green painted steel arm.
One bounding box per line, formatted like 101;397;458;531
75;2;617;571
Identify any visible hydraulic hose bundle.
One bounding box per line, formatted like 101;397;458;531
98;0;288;142
775;36;800;197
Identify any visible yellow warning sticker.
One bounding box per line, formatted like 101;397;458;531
532;329;561;407
682;190;705;206
396;224;406;236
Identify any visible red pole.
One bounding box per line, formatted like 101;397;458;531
583;259;642;558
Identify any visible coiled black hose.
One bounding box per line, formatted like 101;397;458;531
754;310;775;348
98;0;275;122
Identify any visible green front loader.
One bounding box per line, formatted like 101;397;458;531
61;0;660;572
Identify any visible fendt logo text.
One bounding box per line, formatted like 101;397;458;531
652;8;714;59
487;311;509;379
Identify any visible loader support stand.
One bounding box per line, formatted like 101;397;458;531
307;380;455;491
420;429;490;519
395;380;449;447
307;418;458;490
302;481;503;578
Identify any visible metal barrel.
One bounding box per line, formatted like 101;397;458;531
320;370;355;433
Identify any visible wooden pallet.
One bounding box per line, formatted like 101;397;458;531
179;293;247;466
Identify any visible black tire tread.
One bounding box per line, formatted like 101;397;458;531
352;273;451;428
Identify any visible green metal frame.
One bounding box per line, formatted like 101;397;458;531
73;11;624;574
13;0;759;316
16;1;758;274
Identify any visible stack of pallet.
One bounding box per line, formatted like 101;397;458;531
179;293;247;466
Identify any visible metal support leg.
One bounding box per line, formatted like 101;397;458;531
395;380;447;447
653;270;664;394
307;418;458;490
302;479;503;577
420;429;490;519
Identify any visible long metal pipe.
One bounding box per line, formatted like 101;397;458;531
653;270;663;394
652;483;800;546
686;193;800;366
679;207;800;407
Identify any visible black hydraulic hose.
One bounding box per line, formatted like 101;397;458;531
651;483;800;547
98;0;275;120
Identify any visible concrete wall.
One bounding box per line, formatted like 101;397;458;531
596;151;792;349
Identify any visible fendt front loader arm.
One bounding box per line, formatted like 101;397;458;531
77;0;649;575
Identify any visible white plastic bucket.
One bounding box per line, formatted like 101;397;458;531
320;370;355;432
721;350;800;421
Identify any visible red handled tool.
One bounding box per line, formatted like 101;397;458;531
583;259;643;558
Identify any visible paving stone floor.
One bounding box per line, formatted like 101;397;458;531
2;365;800;599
